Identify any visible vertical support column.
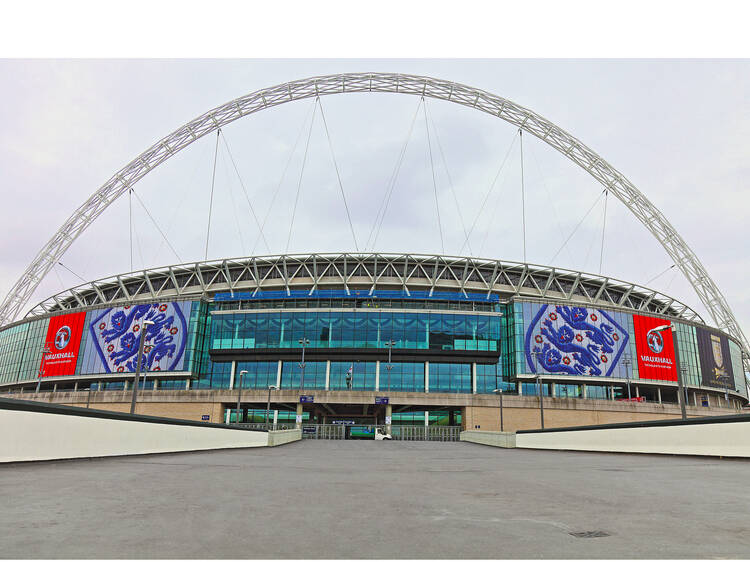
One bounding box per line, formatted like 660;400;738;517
375;360;380;392
73;381;78;392
635;385;640;398
550;381;556;398
518;381;523;396
325;360;330;390
295;403;303;430
424;361;429;393
472;362;477;394
229;361;236;390
424;410;429;426
225;407;231;424
273;409;278;427
153;379;158;390
185;378;190;390
385;404;392;436
657;387;662;404
276;360;282;389
693;391;698;407
581;383;587;399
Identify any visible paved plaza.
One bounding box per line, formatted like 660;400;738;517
1;440;749;559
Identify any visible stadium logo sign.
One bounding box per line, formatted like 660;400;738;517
41;312;86;377
525;305;629;377
54;325;72;350
633;314;677;381
88;302;189;373
646;328;664;354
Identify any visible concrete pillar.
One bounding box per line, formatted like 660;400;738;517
424;410;429;426
229;361;236;390
276;360;282;389
185;378;190;390
518;381;523;396
296;403;303;429
375;360;380;392
582;384;587;399
73;381;78;392
693;391;698;407
153;379;158;390
657;387;662;404
325;360;330;390
550;382;556;398
635;385;640;398
385;404;392;435
225;407;231;424
424;362;429;393
123;380;129;391
472;362;477;394
273;409;278;427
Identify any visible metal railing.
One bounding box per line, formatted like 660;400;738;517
390;425;461;441
233;422;461;441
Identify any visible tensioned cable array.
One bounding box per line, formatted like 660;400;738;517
317;97;359;252
423;99;445;255
367;97;424;252
286;99;318;253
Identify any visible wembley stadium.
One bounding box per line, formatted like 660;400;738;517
0;73;747;435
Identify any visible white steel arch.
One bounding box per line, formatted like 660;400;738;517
2;72;748;368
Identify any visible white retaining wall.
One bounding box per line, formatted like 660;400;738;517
460;430;516;448
1;408;269;463
516;418;750;457
267;429;302;447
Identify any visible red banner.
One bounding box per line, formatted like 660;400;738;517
633;314;677;381
40;312;86;377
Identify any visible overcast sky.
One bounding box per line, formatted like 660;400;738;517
1;58;748;340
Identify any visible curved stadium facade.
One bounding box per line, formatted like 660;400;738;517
0;253;746;431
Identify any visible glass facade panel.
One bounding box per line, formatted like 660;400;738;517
208;310;501;353
429;363;471;394
380;362;425;392
330;362;376;390
281;361;326;390
236;361;279;389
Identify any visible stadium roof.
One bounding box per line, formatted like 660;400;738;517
26;253;703;324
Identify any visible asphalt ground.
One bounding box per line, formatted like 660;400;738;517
1;440;749;559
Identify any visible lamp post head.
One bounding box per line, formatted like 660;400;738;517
239;370;248;375
268;385;278;390
493;388;503;394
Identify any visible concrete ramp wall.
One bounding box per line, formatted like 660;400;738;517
515;413;750;457
0;397;270;463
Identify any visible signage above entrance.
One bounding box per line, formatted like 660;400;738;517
375;397;389;405
299;395;314;403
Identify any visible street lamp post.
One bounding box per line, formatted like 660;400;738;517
85;387;92;409
385;339;396;392
531;350;544;429
653;323;687;420
36;345;50;393
129;319;154;414
266;385;278;431
298;338;310;389
493;388;504;432
623;355;632;400
236;369;247;424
